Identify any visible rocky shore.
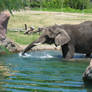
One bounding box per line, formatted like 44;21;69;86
0;38;22;53
83;59;92;86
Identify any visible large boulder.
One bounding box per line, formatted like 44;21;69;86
0;11;10;40
83;59;92;85
0;11;22;53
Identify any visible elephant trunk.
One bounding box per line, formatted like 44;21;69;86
22;41;36;55
22;37;46;55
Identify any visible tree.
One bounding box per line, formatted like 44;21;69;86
68;0;90;10
0;0;26;12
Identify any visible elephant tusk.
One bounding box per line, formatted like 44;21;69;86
33;42;41;45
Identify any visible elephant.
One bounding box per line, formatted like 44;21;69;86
22;21;92;59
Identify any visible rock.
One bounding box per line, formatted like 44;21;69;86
0;11;22;53
0;11;10;40
83;59;92;85
0;38;22;53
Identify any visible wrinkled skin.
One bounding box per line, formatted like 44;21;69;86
22;21;92;59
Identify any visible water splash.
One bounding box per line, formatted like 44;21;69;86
19;52;31;58
19;52;53;59
40;54;53;59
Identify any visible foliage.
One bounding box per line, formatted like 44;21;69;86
0;45;10;54
67;0;90;10
0;0;26;12
29;0;91;10
30;0;40;8
0;0;91;12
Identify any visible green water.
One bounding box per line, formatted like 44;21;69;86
0;50;91;92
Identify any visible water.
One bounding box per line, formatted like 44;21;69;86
0;50;91;92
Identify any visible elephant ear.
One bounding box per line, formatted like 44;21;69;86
55;30;71;46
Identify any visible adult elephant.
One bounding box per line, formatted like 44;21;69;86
22;21;92;59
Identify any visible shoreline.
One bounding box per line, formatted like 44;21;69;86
19;44;91;62
20;44;61;51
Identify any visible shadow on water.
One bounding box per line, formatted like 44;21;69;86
0;50;91;92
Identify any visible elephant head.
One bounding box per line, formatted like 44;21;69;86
22;25;71;55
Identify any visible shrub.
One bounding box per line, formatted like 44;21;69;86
0;0;26;12
29;0;91;10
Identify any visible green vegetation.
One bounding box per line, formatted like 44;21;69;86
7;31;39;45
25;0;92;13
0;0;92;13
29;0;92;10
31;7;92;13
0;0;26;12
0;46;10;55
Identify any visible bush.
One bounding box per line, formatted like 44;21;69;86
29;0;91;10
0;0;26;12
30;0;40;8
67;0;90;10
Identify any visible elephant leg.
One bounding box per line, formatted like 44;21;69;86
62;44;68;58
62;43;75;59
86;53;91;58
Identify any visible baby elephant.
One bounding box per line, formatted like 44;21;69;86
22;21;92;59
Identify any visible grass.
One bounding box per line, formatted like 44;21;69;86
0;46;10;55
7;10;92;45
31;7;92;13
8;10;92;29
7;31;39;45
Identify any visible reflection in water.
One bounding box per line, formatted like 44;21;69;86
0;50;91;92
0;64;11;91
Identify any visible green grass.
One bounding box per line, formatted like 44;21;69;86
7;31;40;45
0;46;10;55
31;7;92;13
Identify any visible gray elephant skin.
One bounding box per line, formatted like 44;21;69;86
22;21;92;59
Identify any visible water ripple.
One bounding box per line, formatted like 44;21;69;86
0;50;90;92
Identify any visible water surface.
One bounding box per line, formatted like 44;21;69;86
0;50;91;92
